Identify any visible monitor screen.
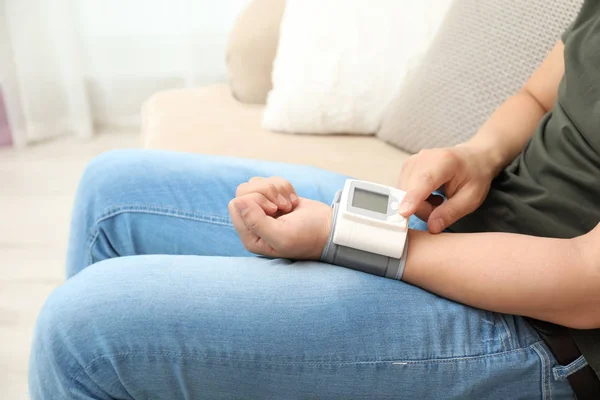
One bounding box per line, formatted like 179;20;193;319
352;188;388;214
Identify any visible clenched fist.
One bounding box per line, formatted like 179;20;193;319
228;177;333;260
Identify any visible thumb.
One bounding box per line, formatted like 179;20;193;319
427;189;474;234
234;195;287;248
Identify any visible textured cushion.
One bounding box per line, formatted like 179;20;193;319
378;0;584;153
263;0;452;135
225;0;286;104
141;85;410;186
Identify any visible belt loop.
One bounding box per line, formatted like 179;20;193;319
553;355;589;380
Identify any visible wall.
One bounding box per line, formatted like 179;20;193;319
0;89;12;147
73;0;250;126
0;5;15;146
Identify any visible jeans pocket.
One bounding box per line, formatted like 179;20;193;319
552;355;589;380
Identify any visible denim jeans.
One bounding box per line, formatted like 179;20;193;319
29;149;577;399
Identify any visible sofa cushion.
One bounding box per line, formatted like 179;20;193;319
225;0;286;104
141;85;409;186
377;0;583;153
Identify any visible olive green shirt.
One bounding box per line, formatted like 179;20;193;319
450;1;600;378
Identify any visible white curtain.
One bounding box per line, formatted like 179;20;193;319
1;0;249;146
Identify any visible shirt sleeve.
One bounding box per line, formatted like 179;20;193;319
562;1;589;43
562;22;574;43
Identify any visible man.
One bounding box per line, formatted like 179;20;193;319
29;1;599;398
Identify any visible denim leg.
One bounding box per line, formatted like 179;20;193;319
34;149;575;399
66;149;349;277
29;255;574;399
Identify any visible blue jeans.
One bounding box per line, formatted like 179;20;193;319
29;150;577;399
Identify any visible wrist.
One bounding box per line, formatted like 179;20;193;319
456;140;506;178
314;206;333;260
320;199;410;280
400;229;420;284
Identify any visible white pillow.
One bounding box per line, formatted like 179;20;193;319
263;0;452;135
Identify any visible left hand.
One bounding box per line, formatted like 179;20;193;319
228;177;333;260
397;145;495;233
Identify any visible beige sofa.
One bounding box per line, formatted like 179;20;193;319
140;1;410;186
139;0;578;187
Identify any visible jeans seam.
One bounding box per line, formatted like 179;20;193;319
532;342;553;400
498;315;515;350
95;204;233;227
71;343;544;385
494;316;507;352
85;205;234;266
86;230;99;265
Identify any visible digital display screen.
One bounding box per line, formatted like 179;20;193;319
352;188;389;214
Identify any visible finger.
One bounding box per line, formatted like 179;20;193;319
230;215;277;256
229;194;287;249
427;189;475;234
229;195;279;256
237;177;297;211
397;157;414;190
236;180;290;210
229;197;259;248
229;192;278;232
398;160;455;218
255;192;279;216
268;176;299;206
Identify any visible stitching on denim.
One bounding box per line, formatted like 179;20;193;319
85;205;234;266
532;342;552;400
493;315;507;353
70;342;549;393
86;230;99;266
499;316;515;350
552;355;588;380
71;343;542;385
95;204;233;227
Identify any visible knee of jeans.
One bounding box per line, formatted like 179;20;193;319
30;265;135;397
32;264;124;364
31;275;100;380
70;149;142;232
73;149;155;223
79;149;143;197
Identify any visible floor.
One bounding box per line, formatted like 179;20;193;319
0;130;139;400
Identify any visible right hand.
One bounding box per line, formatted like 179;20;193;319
397;145;498;234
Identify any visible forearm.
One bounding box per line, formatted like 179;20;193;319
462;90;547;176
402;229;600;329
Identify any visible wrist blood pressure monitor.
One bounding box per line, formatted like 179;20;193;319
321;179;410;281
